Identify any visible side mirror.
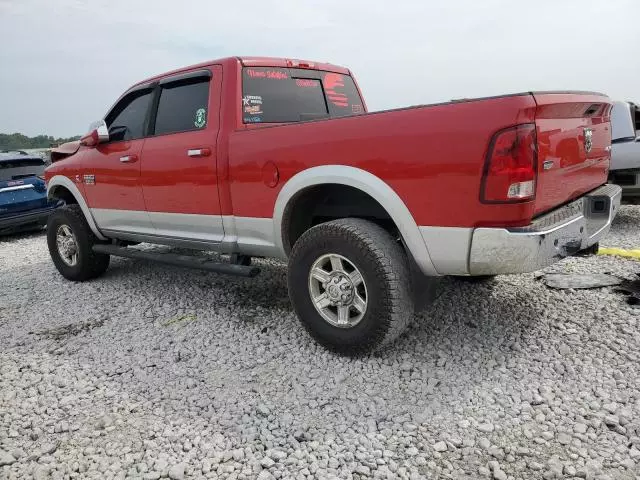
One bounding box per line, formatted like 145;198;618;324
80;120;109;147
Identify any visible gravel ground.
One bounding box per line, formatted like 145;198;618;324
1;207;639;480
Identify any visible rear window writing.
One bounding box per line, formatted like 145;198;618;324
242;67;364;123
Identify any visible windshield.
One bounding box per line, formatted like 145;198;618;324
241;67;364;124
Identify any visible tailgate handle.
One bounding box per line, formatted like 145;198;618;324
119;154;138;163
187;148;211;157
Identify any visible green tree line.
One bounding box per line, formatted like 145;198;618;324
0;133;80;150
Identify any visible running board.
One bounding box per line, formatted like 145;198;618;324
92;244;260;278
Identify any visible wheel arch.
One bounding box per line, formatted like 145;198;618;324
273;165;438;276
47;175;107;240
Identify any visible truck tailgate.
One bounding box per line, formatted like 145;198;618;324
533;92;612;216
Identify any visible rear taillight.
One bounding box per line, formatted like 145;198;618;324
481;123;538;203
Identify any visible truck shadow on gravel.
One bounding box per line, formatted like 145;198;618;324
7;253;544;362
105;256;545;354
104;255;292;311
0;228;46;243
387;277;546;357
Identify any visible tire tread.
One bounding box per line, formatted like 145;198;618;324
288;218;414;354
47;205;110;281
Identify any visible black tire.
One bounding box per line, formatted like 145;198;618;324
288;218;414;355
47;204;110;281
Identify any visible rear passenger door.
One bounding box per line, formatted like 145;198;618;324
140;66;223;243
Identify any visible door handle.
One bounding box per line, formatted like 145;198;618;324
187;148;211;158
120;154;138;163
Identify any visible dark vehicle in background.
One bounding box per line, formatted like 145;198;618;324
0;151;61;235
609;100;640;202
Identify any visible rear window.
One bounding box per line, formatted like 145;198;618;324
0;159;45;181
242;67;364;124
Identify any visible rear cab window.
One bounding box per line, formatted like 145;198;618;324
241;67;364;124
0;156;45;182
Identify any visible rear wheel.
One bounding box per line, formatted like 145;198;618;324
288;218;414;355
47;205;110;281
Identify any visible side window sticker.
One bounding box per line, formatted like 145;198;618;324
243;95;264;122
194;107;207;128
323;73;349;107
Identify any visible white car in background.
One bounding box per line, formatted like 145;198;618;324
609;100;640;202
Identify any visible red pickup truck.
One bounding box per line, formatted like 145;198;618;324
45;56;621;354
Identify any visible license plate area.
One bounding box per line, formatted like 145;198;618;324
585;195;610;219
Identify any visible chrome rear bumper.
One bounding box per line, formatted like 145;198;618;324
468;184;622;275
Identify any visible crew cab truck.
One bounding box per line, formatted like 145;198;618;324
45;56;621;354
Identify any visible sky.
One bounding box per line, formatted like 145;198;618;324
1;0;639;138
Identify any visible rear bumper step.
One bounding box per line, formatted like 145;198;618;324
92;244;260;277
469;184;622;275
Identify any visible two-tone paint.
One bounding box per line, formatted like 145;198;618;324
46;56;615;276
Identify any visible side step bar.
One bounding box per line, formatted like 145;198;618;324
92;244;260;278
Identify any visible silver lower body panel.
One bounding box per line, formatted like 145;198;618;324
468;184;622;275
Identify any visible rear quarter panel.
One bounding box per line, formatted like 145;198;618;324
227;95;538;228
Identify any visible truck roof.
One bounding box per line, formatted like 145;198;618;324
131;56;351;90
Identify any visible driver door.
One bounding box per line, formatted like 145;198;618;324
82;86;154;234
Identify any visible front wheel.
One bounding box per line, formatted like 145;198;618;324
288;218;415;355
47;205;110;281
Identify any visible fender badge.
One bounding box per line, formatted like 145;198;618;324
583;127;593;153
543;160;554;170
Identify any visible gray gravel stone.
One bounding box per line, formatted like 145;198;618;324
433;441;447;452
493;468;507;480
257;470;275;480
0;450;16;466
0;206;638;480
478;466;491;477
574;423;588;434
168;463;185;480
528;461;543;471
477;423;495;433
557;432;571;445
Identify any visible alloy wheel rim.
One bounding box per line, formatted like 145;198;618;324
308;253;367;328
56;224;79;267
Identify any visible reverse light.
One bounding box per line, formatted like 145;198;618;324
507;180;535;199
481;124;538;203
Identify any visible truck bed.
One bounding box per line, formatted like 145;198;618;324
229;90;611;229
